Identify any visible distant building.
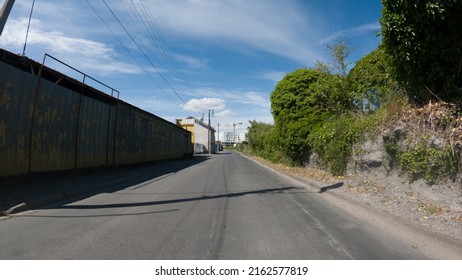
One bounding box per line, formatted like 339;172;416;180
224;132;235;146
176;117;216;154
220;131;248;147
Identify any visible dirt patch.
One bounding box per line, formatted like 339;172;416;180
341;170;462;243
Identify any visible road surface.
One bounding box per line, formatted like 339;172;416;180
0;152;433;259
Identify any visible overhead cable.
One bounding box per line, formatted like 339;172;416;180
101;0;198;113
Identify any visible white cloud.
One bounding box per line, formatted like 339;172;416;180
236;92;271;108
181;97;226;112
177;88;272;131
143;0;321;64
174;53;208;69
215;110;235;118
256;70;286;83
0;18;142;75
83;59;143;75
0;18;114;58
317;22;381;45
190;87;270;109
179;97;240;122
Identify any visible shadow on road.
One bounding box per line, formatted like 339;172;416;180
56;186;300;210
20;209;180;219
213;152;233;155
318;182;344;193
0;155;211;214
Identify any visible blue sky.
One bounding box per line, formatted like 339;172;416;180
0;0;383;135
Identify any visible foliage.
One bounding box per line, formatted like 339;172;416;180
380;0;462;103
327;38;352;77
347;45;400;112
270;69;322;165
311;72;353;113
240;3;461;188
247;121;273;154
250;27;462;183
398;140;459;184
315;38;352;77
383;132;399;171
308;112;384;175
235;142;251;153
270;68;353;165
247;120;287;164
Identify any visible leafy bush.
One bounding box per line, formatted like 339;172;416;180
270;69;321;165
247;121;288;163
380;0;462;103
235;142;244;152
347;45;400;112
247;121;273;153
308;112;383;175
308;120;354;175
398;141;459;184
270;68;352;165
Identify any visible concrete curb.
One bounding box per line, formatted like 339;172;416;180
0;177;129;217
237;152;325;191
3;203;30;215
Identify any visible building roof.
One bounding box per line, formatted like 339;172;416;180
185;116;216;132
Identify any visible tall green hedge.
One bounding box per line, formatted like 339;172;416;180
270;68;352;165
380;0;462;103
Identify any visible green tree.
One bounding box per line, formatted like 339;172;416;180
328;38;352;77
380;0;462;103
347;45;400;112
247;120;284;162
270;69;322;165
315;38;352;76
270;68;352;165
247;120;274;154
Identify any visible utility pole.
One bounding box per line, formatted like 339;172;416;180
22;0;35;57
0;0;15;36
208;109;214;154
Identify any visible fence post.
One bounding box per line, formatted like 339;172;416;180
27;55;45;173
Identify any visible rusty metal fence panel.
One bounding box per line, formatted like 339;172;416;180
113;101;190;165
29;78;80;173
0;63;36;176
0;49;192;177
76;96;112;169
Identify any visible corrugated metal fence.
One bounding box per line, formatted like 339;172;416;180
0;49;192;177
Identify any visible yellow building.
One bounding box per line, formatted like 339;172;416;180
176;117;216;154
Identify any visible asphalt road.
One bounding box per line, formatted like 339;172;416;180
0;152;429;259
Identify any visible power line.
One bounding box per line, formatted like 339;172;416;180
119;0;200;116
121;0;183;89
85;0;176;103
100;0;198;114
132;0;196;96
118;0;198;110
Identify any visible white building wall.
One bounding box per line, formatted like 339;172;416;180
224;132;235;143
178;117;215;153
194;123;209;151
